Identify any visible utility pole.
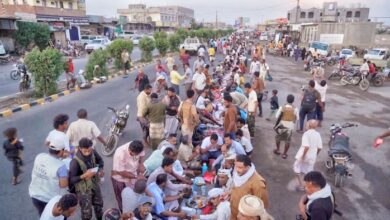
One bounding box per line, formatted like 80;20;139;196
295;0;300;23
215;10;218;30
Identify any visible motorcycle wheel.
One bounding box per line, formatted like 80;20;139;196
351;76;361;85
334;172;344;187
359;79;370;91
10;70;20;80
340;76;349;86
101;133;118;156
373;76;384;87
328;60;335;66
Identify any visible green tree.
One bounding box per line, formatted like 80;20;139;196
24;47;64;97
176;28;189;41
155;38;170;57
139;37;155;62
168;34;181;52
106;39;134;70
14;21;51;50
85;49;109;80
153;31;168;40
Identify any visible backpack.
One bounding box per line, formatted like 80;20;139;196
301;89;317;111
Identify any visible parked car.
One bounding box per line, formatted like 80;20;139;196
117;31;135;39
309;41;330;57
0;40;6;56
259;32;268;41
364;48;389;60
339;48;356;59
179;37;202;55
85;38;111;53
131;35;143;45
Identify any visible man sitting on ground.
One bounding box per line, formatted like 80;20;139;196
200;133;223;163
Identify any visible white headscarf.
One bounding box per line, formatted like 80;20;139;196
232;163;255;187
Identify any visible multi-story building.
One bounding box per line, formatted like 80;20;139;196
288;2;370;24
117;4;194;30
1;0;88;47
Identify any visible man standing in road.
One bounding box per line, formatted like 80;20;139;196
134;69;150;93
179;89;200;139
230;155;269;220
249;57;260;78
314;79;328;127
244;83;258;137
183;63;193;92
143;93;167;150
137;85;152;146
252;72;265;117
67;108;106;150
192;66;206;96
193;56;205;73
298;80;322;133
162;87;181;138
46;114;72;158
259;59;270;82
169;65;186;95
223;95;238;139
294;120;323;191
29;136;69;216
112;140;146;211
69;138;104;220
298;171;333;220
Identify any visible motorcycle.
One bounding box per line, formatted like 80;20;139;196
10;62;27;80
326;123;357;187
328;64;354;80
101;105;130;156
367;72;385;87
326;56;339;66
340;68;370;91
19;71;31;92
0;54;13;64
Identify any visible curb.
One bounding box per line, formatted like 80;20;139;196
0;62;153;118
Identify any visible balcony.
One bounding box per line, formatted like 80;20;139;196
3;5;86;18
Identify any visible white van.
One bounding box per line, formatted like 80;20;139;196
364;48;389;60
309;41;330;57
0;40;6;56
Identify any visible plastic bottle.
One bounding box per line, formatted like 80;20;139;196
202;162;208;176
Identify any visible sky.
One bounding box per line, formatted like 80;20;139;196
85;0;389;25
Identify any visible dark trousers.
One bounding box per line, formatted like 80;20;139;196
201;151;221;162
299;108;316;130
257;93;263;116
31;197;47;216
8;157;22;178
78;186;104;220
111;177;126;212
316;102;325;121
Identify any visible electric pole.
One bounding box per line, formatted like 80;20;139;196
295;0;300;23
215;10;218;30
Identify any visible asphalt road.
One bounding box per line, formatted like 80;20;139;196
0;46;149;98
0;53;389;220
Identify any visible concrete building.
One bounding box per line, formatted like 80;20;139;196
117;4;194;30
203;21;227;30
288;2;370;24
0;0;88;47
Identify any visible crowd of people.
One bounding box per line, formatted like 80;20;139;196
2;31;389;220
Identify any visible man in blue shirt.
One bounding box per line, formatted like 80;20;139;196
147;173;187;219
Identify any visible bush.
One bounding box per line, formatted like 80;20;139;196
14;21;51;50
155;38;170;57
168;34;181;52
139;37;155;62
24;47;64;97
106;39;133;70
176;28;188;41
85;49;108;80
153;31;168;40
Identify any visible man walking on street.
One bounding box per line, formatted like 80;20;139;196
184;63;193;92
230;155;269;220
294;120;323;191
244;83;258;137
314;79;328;127
143;93;167;150
298;80;322;133
179;89;200;140
223;95;238;139
137;85;152;146
69;138;104;220
162;87;181;138
252;72;265;117
67;108;106;150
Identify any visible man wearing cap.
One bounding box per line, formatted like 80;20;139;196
143;93;167;150
230;155;269;220
162;87;181;138
193;188;231;220
29;135;69;216
217;169;233;193
237;195;274;220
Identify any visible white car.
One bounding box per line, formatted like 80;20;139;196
85;38;111;53
179;37;202;55
259;32;268;41
131;35;143;45
339;49;355;59
364;48;389;60
0;39;6;56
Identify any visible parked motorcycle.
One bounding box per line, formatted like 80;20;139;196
10;62;27;80
328;64;354;80
340;68;370;91
101;105;130;156
326;56;339;66
326;122;357;187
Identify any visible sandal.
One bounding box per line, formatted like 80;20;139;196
282;154;288;159
273;149;281;155
12;178;21;186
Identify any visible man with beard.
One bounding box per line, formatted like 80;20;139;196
69;138;104;220
162;87;181;138
230;155;269;220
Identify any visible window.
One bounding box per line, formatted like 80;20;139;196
337;12;340;16
320;13;322;17
59;1;63;8
68;2;72;9
51;1;54;5
300;12;306;18
346;11;352;18
354;11;360;18
308;12;314;18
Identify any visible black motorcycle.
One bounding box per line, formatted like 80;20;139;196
326;123;357;187
340;68;370;91
10;62;27;80
101;105;130;156
19;71;31;92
